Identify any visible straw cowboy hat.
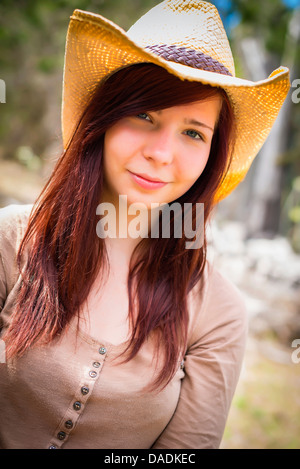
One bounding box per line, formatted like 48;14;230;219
62;0;290;201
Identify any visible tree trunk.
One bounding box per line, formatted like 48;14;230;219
239;10;300;237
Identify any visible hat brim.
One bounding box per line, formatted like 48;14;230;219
62;9;290;201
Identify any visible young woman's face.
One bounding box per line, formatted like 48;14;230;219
103;97;222;209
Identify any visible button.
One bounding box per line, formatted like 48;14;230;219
57;431;66;440
89;370;97;378
99;346;107;355
65;420;73;429
81;386;89;395
49;445;57;449
73;401;81;411
93;361;101;368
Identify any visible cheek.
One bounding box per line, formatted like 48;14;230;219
104;133;123;167
177;149;210;184
104;127;140;170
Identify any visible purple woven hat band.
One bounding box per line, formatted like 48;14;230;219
145;44;232;77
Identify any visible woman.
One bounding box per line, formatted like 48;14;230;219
0;0;290;449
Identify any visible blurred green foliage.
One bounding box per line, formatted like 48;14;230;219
0;0;158;160
222;343;300;449
231;0;294;56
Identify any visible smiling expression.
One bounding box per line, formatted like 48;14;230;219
102;97;222;209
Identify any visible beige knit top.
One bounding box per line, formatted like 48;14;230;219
0;204;247;449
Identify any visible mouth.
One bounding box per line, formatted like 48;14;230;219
128;170;169;190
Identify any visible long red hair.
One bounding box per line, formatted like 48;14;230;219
3;64;235;390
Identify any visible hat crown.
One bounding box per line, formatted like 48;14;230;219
127;0;235;77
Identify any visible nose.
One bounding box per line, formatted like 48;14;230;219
142;129;174;165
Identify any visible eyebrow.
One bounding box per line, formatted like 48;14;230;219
183;118;214;133
155;110;215;132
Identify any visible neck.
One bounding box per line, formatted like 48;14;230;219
97;193;161;262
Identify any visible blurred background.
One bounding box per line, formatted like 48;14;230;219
0;0;300;449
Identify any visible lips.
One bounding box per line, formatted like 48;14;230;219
128;170;168;190
132;172;165;183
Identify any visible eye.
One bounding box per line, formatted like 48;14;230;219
184;129;204;141
136;112;152;122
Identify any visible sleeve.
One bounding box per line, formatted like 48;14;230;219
0;206;12;312
0;204;32;313
151;266;248;449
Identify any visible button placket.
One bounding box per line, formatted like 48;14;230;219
64;420;73;430
47;343;108;449
81;385;89;396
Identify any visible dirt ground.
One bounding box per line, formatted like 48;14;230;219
221;335;300;449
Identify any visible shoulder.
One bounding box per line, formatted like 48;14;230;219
0;203;33;225
0;204;33;244
187;260;248;348
0;204;33;287
206;261;247;313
